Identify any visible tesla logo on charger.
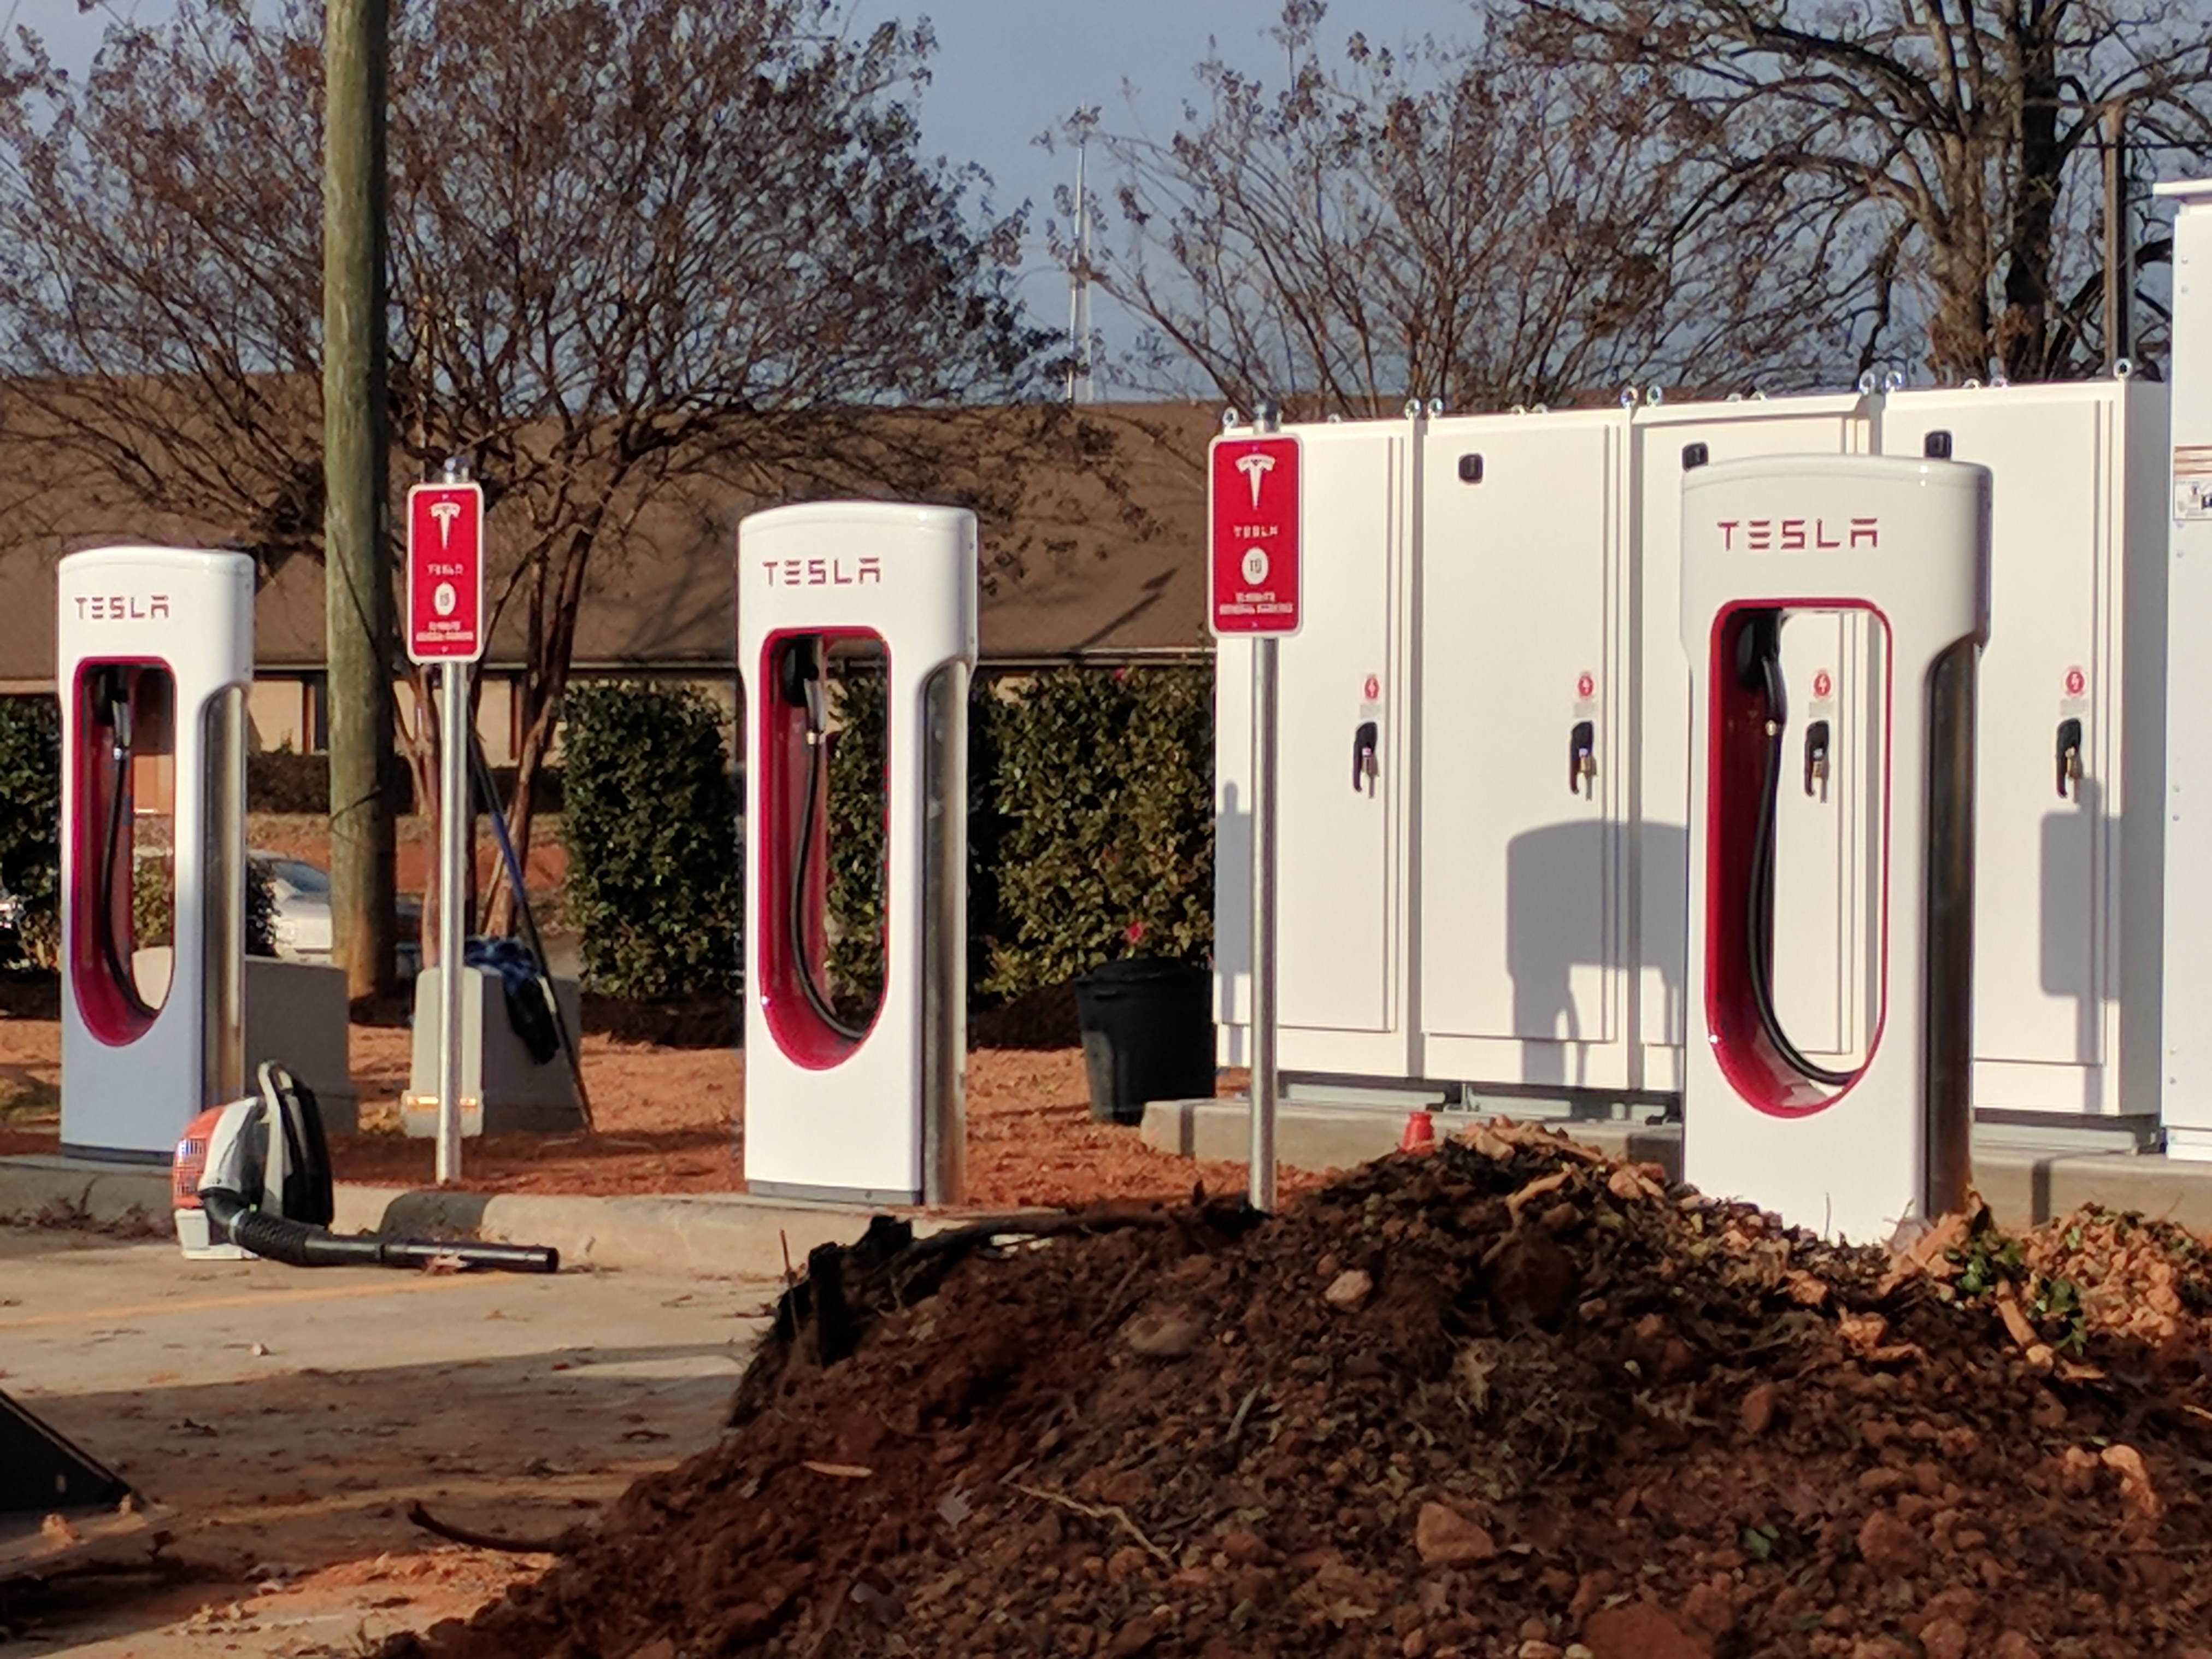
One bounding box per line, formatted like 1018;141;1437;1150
1717;517;1879;551
75;593;170;620
761;557;883;587
428;498;463;546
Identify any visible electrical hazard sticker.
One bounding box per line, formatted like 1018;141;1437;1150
2175;445;2212;522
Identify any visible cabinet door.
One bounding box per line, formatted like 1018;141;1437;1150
1884;397;2104;1067
1276;427;1404;1034
1636;404;1870;1055
1420;416;1619;1045
1767;610;1882;1069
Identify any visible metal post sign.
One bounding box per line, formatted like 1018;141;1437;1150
406;482;486;663
1209;433;1303;636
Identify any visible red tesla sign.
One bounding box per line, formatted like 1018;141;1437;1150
1209;433;1302;637
406;482;485;663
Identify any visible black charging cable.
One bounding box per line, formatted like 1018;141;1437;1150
91;670;155;1017
784;642;867;1044
1739;616;1854;1089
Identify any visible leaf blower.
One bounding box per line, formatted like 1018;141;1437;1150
173;1062;558;1272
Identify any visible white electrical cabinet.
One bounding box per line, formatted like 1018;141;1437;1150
1628;397;1877;1092
1213;378;2176;1137
1215;418;1416;1077
2161;178;2212;1158
1415;409;1632;1090
1879;381;2168;1119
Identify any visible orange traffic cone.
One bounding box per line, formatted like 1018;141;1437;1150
1399;1108;1437;1155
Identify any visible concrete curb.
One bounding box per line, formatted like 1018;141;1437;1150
1140;1097;2212;1234
0;1156;919;1279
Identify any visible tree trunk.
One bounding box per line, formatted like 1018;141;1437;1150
482;526;595;938
1997;13;2064;381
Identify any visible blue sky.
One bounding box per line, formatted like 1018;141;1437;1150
17;0;1487;367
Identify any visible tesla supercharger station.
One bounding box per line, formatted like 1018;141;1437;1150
1680;456;1989;1240
738;502;975;1205
57;546;253;1160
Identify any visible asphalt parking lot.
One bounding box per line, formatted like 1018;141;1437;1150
0;1225;775;1655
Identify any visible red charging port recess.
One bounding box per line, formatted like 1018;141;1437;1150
1701;603;1891;1117
757;629;888;1068
69;660;168;1046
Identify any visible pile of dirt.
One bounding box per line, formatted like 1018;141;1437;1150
388;1125;2212;1659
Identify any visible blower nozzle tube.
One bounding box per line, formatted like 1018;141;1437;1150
199;1189;558;1274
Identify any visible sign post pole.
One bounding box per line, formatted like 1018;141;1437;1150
1208;404;1300;1214
437;644;469;1186
405;461;487;1188
1250;628;1279;1212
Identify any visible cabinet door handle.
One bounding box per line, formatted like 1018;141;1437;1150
1803;719;1831;802
1351;720;1379;796
1568;720;1597;797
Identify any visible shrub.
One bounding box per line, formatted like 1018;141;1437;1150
821;669;1011;1013
561;681;741;1001
824;660;889;1020
131;855;276;958
983;666;1213;996
0;696;60;969
817;664;1215;1007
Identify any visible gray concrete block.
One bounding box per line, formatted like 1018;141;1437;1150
402;964;585;1136
245;957;358;1134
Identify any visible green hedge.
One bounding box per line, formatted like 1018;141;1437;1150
561;681;742;1001
980;666;1213;993
0;696;60;969
816;664;1213;1008
132;856;276;958
824;661;890;1020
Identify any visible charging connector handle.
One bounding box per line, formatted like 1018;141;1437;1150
1740;614;1855;1090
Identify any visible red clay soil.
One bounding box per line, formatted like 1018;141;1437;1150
0;1015;1294;1210
391;1125;2212;1659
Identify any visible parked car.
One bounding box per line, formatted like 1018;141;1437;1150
251;853;421;978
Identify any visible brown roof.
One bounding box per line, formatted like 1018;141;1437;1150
0;402;1216;686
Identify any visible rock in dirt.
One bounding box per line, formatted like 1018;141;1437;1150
1119;1304;1203;1360
1856;1507;1921;1579
385;1132;2212;1659
1412;1502;1496;1567
1582;1601;1711;1659
1738;1380;1778;1436
1323;1267;1373;1310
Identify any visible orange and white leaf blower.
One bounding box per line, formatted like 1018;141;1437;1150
174;1062;557;1272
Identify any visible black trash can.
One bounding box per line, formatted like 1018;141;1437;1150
1072;957;1215;1126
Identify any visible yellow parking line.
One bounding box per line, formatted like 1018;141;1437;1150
0;1273;491;1331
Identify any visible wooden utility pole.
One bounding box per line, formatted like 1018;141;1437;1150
323;0;397;998
2104;99;2132;372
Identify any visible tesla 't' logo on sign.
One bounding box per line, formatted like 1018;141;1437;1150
1235;451;1276;509
430;499;462;547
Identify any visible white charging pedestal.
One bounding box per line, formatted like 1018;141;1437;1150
1680;458;1989;1240
57;546;253;1160
738;503;975;1205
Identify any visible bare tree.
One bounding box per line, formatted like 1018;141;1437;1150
0;0;1052;932
1071;1;1846;419
1514;0;2212;383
